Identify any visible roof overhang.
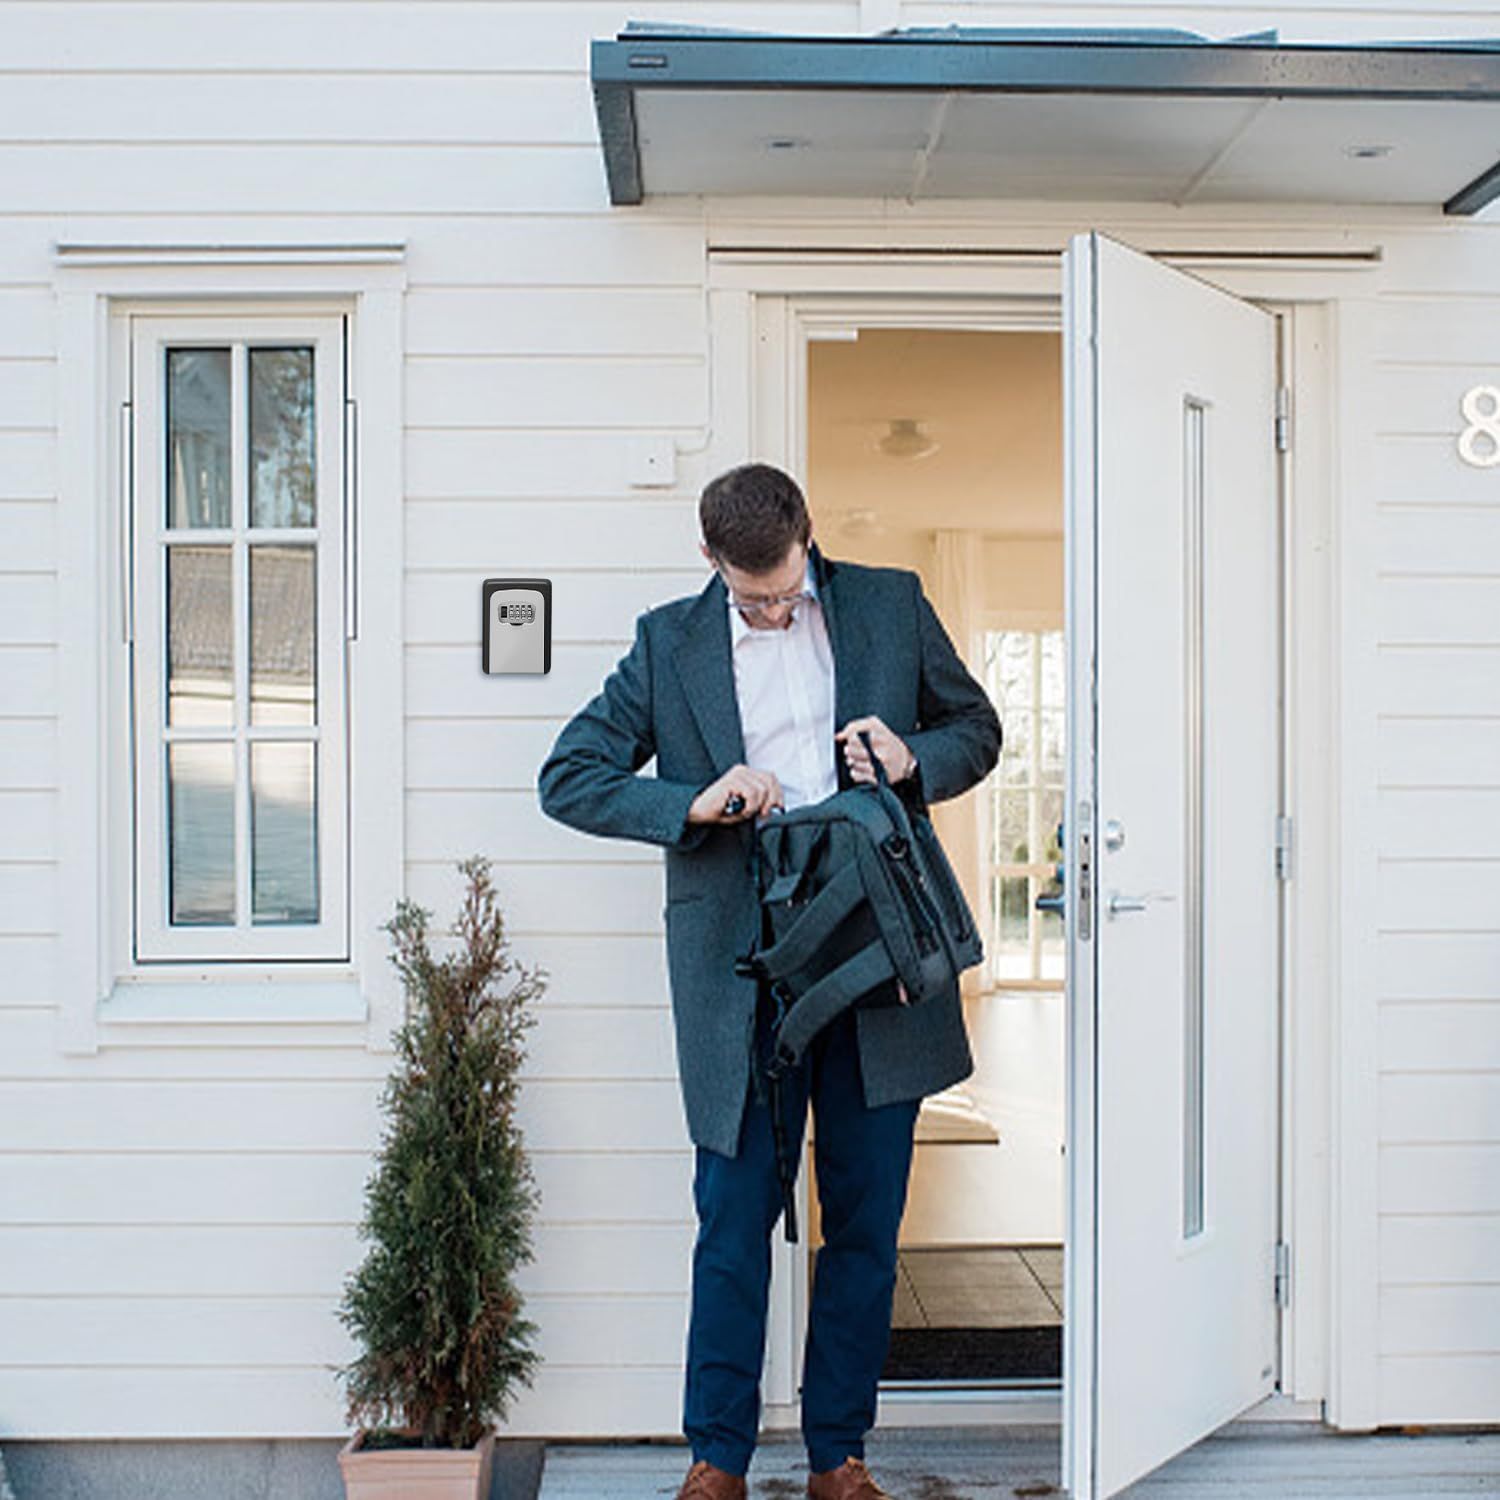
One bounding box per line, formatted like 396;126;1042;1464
590;24;1500;215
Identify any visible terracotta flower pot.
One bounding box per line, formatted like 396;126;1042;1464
338;1426;495;1500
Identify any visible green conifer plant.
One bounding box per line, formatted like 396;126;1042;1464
336;854;544;1452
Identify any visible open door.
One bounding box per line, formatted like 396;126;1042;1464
1061;233;1281;1498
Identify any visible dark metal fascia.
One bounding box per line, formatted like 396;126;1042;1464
591;41;644;206
591;36;1500;100
588;34;1500;212
1445;156;1500;216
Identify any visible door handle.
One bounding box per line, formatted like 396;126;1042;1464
1104;890;1176;918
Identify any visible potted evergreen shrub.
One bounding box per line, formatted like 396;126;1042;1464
335;854;544;1500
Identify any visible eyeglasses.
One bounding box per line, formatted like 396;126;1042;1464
726;585;813;623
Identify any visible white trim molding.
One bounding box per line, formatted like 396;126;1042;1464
51;241;407;1056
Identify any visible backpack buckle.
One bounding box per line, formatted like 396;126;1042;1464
734;949;767;981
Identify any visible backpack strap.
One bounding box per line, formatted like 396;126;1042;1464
767;940;897;1071
754;858;864;981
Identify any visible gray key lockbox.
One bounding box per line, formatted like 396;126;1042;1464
483;578;551;674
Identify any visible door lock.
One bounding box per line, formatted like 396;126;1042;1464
1104;818;1126;851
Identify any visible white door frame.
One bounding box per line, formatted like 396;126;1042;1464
706;247;1337;1436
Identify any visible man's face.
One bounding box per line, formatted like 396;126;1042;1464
704;539;810;630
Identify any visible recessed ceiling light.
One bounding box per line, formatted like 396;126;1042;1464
877;418;938;460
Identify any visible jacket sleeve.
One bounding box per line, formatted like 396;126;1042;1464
899;572;1003;810
536;612;713;851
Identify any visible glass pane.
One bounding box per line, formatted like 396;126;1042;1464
167;545;233;727
998;792;1031;865
1039;787;1064;862
252;742;319;923
1040;708;1066;785
249;347;316;529
166;348;231;529
1040;630;1065;706
250;545;316;726
168;741;235;924
1039;905;1065;980
989;631;1034;713
991;873;1033;980
1001;707;1033;786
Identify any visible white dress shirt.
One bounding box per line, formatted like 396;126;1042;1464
727;555;838;811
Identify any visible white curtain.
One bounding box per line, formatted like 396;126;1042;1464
928;530;990;997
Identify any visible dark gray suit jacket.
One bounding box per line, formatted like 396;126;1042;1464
536;543;1002;1157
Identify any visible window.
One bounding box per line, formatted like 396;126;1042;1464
983;628;1065;983
128;315;350;961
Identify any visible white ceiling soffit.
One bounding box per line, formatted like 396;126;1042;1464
589;24;1500;214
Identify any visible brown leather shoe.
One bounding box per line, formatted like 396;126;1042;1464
807;1455;895;1499
676;1457;748;1500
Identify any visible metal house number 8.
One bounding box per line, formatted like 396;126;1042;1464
1457;385;1500;468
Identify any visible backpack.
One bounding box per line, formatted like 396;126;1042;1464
734;729;984;1240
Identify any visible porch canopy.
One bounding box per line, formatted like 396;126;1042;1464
589;23;1500;215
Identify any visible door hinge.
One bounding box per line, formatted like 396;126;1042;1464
1274;1240;1292;1308
1274;385;1291;453
1275;813;1293;881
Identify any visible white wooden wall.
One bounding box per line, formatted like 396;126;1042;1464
1;0;1499;1445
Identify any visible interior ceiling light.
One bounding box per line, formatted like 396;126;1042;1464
1344;143;1393;158
837;506;886;537
764;135;810;151
877;418;938;460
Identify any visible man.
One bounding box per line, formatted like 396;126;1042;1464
537;463;1001;1500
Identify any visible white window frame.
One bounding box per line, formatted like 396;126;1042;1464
131;313;349;961
52;245;407;1053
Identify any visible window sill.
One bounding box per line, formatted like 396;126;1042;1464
99;975;370;1027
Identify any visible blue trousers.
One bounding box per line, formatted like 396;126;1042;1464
682;992;921;1476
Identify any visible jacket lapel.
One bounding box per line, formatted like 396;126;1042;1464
810;541;859;732
672;571;746;775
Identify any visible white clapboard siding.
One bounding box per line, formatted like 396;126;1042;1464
406;500;705;572
0;362;53;428
408;429;720;500
0;935;55;1002
1370;282;1500;1429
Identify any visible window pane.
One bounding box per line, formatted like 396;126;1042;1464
166;348;231;529
251;742;319;924
991;873;1033;980
991;631;1034;710
249;347;316;529
167;545;233;727
1039;787;1064;862
1040;630;1065;706
250;545;316;726
168;741;235;924
999;793;1030;864
1001;707;1032;786
1039;905;1065;980
1040;708;1066;785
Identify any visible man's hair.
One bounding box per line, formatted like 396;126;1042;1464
699;462;811;574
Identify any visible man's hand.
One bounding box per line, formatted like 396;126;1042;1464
688;764;785;825
836;716;917;785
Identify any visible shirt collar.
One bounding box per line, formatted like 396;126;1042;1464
727;554;819;645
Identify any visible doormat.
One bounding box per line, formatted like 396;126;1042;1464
882;1324;1062;1381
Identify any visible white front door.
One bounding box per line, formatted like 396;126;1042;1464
1062;232;1282;1498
